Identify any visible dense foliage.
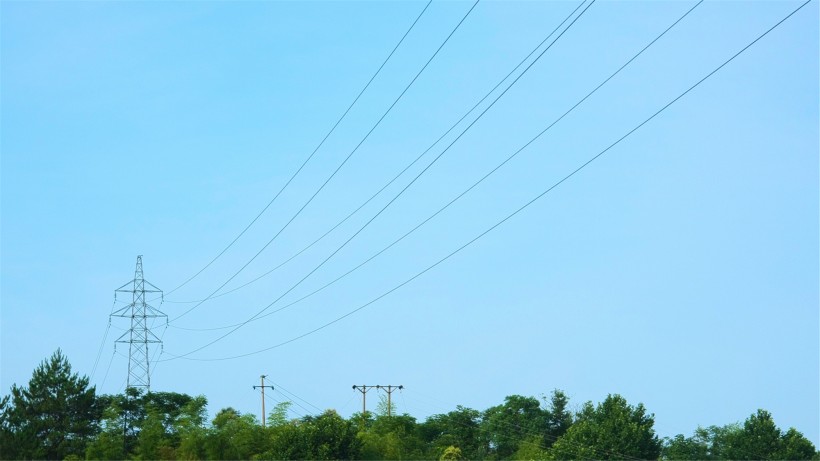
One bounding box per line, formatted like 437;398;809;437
0;350;103;460
1;351;816;460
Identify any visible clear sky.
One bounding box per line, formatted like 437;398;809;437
2;0;818;446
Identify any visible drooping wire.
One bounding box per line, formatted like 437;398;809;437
269;380;325;413
274;388;314;417
147;325;167;386
91;297;121;379
166;0;592;352
100;348;117;391
210;0;702;328
339;393;357;413
165;0;589;307
90;319;112;379
175;0;712;336
114;348;130;394
164;1;434;298
262;389;306;420
170;0;481;322
399;389;409;416
160;0;811;361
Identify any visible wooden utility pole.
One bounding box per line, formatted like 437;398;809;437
376;385;403;417
352;385;376;416
253;375;274;428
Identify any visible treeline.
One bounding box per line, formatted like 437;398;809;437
1;351;817;460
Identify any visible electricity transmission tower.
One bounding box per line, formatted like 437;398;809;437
111;255;166;391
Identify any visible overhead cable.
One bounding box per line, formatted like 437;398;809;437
165;0;590;307
172;0;701;333
170;0;480;322
164;1;434;297
166;1;594;350
160;0;811;361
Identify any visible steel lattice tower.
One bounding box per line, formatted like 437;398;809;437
111;255;166;391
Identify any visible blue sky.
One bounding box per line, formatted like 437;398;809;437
2;0;818;445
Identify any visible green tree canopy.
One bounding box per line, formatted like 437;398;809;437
664;411;818;461
482;395;548;459
267;401;292;428
205;407;266;460
543;389;572;447
268;409;361;460
778;427;817;460
360;413;425;460
548;394;661;460
663;425;729;461
419;405;484;460
440;445;465;460
3;352;817;461
0;349;102;460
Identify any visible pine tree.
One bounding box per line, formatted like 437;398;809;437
0;349;102;460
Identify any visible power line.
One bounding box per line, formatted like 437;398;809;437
265;389;310;418
262;389;306;420
339;393;358;414
170;0;480;323
159;0;810;362
268;380;325;413
164;1;434;297
238;0;702;324
90;296;123;378
147;342;166;386
171;0;696;335
164;0;590;308
165;1;592;351
273;388;314;417
99;348;116;390
90;317;112;380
